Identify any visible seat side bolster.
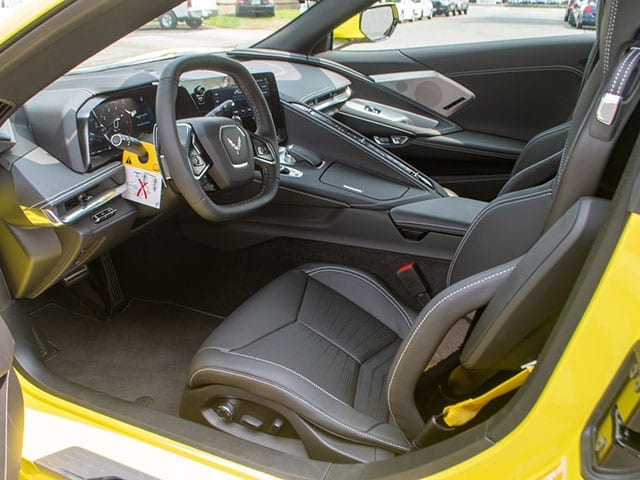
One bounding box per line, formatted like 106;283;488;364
508;123;570;176
447;182;553;286
386;260;519;440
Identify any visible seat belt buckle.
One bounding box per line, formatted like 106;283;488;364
412;412;457;449
396;262;430;306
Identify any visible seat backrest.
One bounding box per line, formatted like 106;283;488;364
498;2;606;198
446;0;640;286
387;196;609;439
460;196;609;370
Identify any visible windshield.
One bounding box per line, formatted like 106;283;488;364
0;0;321;70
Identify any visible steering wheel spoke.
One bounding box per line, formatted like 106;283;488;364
250;133;278;168
176;122;211;180
156;54;279;222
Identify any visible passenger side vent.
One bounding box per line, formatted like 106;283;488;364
0;98;16;123
306;87;351;112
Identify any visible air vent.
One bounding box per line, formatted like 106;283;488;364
306;87;352;112
0;98;16;123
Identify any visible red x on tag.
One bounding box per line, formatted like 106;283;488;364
136;178;148;199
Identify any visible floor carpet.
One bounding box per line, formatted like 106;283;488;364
30;299;223;415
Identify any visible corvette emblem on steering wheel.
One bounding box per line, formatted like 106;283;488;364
227;136;242;156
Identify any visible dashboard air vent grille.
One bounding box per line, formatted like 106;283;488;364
306;87;351;112
0;98;16;123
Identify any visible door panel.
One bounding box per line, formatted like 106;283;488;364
0;318;22;480
323;35;592;140
320;35;594;199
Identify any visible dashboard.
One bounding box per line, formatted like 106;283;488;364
0;52;448;300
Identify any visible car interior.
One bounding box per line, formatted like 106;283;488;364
2;0;640;477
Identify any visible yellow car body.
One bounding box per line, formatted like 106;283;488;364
2;1;639;479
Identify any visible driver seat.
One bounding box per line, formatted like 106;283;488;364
181;0;640;462
181;196;608;461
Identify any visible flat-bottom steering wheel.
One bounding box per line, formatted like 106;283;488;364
156;54;279;221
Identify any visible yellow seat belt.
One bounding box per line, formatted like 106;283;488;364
441;361;536;428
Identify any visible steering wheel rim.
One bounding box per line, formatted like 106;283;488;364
156;54;279;221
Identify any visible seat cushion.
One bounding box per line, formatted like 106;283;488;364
186;264;415;453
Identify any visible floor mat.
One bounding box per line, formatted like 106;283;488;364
30;299;223;415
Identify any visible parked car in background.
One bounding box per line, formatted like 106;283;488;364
414;0;434;19
432;0;456;16
390;0;418;22
299;0;317;14
455;0;468;15
563;0;576;21
565;0;597;28
574;0;597;28
236;0;275;17
157;0;218;29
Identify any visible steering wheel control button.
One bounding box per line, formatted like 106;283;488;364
91;207;117;224
189;154;208;178
256;143;268;156
220;125;251;167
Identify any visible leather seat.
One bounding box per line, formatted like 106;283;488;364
182;0;640;463
182;197;609;461
186;265;416;455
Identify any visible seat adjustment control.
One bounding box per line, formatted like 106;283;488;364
215;401;235;423
240;414;264;431
269;418;284;435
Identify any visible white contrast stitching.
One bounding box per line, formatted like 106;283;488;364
446;189;552;286
386;265;516;430
610;47;636;93
305;266;412;329
189;367;410;452
514;123;570;168
395;220;467;234
604;0;620;72
414;140;517;159
501;150;562;195
554;135;572;191
192;348;352;408
616;50;640;96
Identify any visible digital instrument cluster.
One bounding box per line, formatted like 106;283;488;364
190;72;286;142
87;97;156;156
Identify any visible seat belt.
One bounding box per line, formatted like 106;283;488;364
443;361;536;427
412;361;536;449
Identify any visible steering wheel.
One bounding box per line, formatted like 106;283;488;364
156;54;279;221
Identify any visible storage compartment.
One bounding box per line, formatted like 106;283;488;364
319;163;409;201
390;196;487;237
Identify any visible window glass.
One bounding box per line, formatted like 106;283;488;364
343;1;596;51
0;0;322;70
